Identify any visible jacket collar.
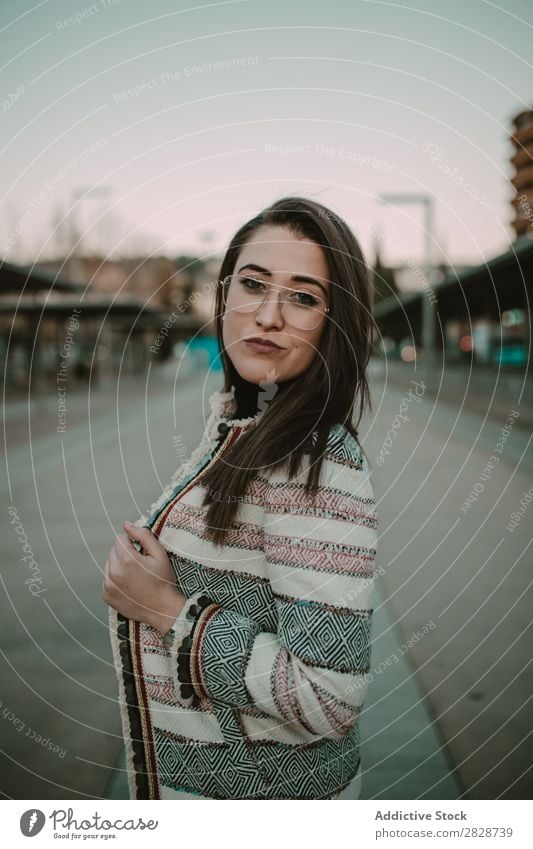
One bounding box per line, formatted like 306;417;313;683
206;385;266;441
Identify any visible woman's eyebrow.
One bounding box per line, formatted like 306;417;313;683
237;264;329;297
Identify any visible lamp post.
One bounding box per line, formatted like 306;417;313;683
68;185;112;282
377;193;437;375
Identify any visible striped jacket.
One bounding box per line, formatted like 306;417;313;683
108;386;378;799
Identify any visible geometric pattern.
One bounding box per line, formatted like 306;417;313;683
154;722;268;799
198;608;262;706
324;424;364;469
167;554;278;631
153;710;361;799
249;724;361;799
263;534;375;577
275;596;372;673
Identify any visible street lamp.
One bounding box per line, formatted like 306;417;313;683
377;193;437;372
68;185;113;282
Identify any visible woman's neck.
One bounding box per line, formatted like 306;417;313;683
231;372;299;420
233;376;261;419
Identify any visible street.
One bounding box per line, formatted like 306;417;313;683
1;360;531;799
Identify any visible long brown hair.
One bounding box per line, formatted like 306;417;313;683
200;195;374;546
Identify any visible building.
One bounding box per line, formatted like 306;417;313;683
510;106;533;239
373;236;532;370
0;260;201;396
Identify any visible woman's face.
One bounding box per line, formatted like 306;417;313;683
221;224;331;386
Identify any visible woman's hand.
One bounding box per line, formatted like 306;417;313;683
102;521;186;634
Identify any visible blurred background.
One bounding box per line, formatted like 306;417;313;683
1;0;532;801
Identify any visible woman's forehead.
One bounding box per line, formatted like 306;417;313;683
237;226;330;281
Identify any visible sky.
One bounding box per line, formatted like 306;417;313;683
1;0;532;280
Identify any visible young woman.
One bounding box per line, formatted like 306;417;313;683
104;195;378;800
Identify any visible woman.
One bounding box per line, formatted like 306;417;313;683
104;195;378;800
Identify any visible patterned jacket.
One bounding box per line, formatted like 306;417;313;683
108;386;378;799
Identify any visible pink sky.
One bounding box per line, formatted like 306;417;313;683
1;0;532;277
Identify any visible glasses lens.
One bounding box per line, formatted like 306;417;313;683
224;274;264;313
222;274;327;330
284;303;325;330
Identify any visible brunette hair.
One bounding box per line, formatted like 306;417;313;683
200;195;374;546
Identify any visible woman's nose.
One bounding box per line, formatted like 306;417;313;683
255;291;284;327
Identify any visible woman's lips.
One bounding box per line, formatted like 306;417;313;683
244;339;284;354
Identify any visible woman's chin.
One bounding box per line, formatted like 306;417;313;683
232;358;287;385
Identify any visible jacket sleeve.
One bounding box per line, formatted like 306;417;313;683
172;444;378;742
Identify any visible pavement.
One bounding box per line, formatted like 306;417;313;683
1;357;530;799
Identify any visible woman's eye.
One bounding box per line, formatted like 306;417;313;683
240;276;265;290
290;291;318;307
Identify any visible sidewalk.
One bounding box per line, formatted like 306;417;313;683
370;358;533;435
360;585;462;800
365;365;532;799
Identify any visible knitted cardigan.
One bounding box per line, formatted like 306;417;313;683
108;386;378;800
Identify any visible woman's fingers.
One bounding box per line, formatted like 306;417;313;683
113;534;146;569
123;522;164;559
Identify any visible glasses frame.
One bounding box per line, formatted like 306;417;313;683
220;273;330;331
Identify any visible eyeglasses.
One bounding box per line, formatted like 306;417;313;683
220;273;330;331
